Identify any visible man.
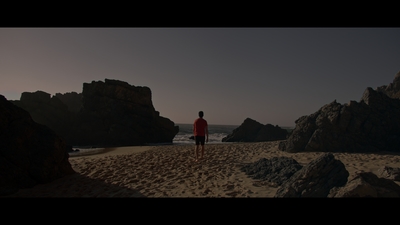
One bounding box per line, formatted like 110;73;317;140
193;111;208;162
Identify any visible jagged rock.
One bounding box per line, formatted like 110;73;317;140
0;95;75;196
240;157;303;186
377;166;400;181
11;91;75;146
54;92;82;113
328;171;400;197
376;71;400;99
10;79;179;147
279;72;400;153
274;153;349;197
222;118;288;142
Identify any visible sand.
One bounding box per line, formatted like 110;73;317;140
4;141;400;197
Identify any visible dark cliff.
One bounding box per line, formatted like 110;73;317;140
11;79;179;147
0;95;75;196
279;71;400;153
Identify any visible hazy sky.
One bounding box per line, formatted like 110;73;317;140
1;27;399;127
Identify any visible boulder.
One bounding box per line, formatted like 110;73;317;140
377;166;400;181
222;118;288;142
0;95;75;196
10;79;179;147
279;72;400;153
328;171;400;197
274;153;349;197
241;157;303;186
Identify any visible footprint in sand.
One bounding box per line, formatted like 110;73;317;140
225;191;239;197
224;184;234;190
178;179;185;184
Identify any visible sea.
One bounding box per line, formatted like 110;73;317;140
69;123;240;156
172;123;239;145
69;123;294;156
173;123;294;145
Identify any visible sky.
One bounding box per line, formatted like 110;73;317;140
1;27;400;127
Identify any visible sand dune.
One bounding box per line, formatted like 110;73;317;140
4;141;400;197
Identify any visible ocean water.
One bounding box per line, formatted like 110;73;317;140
69;123;294;155
173;123;239;145
69;123;239;156
173;123;294;145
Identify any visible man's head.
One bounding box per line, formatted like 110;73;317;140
199;111;204;118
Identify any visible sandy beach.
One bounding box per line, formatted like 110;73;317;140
4;141;400;198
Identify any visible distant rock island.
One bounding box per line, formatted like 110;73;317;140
279;71;400;153
222;118;288;142
10;79;179;147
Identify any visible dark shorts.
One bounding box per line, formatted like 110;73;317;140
195;136;205;145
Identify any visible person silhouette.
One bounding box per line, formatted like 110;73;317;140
193;111;208;162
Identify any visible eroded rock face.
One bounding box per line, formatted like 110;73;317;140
377;166;400;181
376;71;400;99
328;171;400;198
274;153;349;198
222;118;288;142
71;79;178;146
240;157;303;186
279;72;400;153
54;92;82;113
0;95;75;196
11;91;75;147
10;79;179;147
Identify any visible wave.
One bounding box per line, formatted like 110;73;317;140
173;123;238;145
172;133;230;145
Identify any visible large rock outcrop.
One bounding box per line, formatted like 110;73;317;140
376;71;400;99
222;118;288;142
11;79;179;147
0;95;75;196
241;152;400;197
11;90;76;147
54;91;82;113
274;153;349;197
279;71;400;153
328;171;400;197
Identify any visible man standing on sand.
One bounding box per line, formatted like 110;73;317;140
193;111;208;162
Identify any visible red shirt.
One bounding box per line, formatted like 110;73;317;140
193;118;208;136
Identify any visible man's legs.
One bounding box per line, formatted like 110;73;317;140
194;144;199;161
194;136;204;162
200;144;205;159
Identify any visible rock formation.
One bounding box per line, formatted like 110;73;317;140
11;91;76;147
240;157;303;186
11;79;179;147
377;166;400;181
54;91;82;113
0;95;75;196
376;71;400;99
279;71;400;153
241;153;400;197
328;171;400;197
222;118;288;142
274;153;349;197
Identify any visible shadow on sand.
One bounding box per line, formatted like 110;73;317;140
2;172;147;198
